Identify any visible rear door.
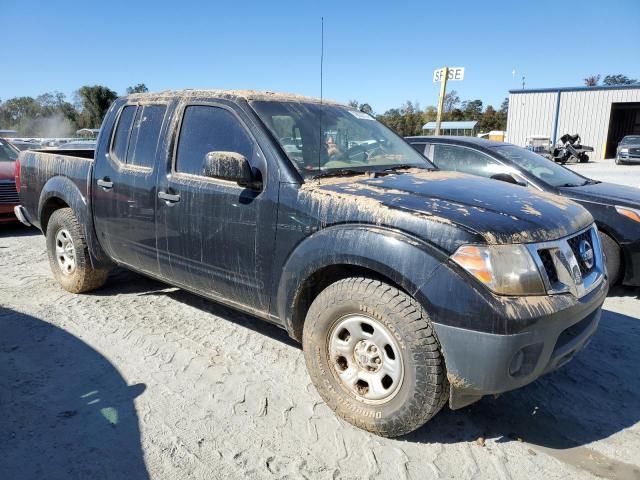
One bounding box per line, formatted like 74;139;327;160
93;103;168;275
155;101;274;313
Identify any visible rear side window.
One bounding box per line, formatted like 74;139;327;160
111;106;136;163
175;105;254;176
126;105;166;168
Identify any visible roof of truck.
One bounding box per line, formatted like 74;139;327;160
126;89;342;105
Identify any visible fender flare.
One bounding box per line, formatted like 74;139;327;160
276;225;447;338
38;175;112;268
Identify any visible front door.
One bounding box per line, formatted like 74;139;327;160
93;103;168;275
156;102;273;312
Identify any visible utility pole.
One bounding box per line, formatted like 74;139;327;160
434;67;449;137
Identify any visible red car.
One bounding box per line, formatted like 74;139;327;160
0;138;20;223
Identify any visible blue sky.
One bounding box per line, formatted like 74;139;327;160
3;0;639;113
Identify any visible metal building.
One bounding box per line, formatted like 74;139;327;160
506;85;640;159
422;121;478;136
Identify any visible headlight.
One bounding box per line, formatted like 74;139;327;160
451;244;545;295
616;205;640;223
619;148;629;153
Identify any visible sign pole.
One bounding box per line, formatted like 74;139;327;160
434;67;449;136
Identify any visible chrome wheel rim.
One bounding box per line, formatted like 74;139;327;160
55;228;76;275
328;314;404;404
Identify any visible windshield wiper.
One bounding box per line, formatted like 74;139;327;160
582;179;601;185
379;164;435;172
311;168;367;179
559;183;582;187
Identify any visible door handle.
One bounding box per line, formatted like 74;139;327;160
97;178;113;190
158;191;181;203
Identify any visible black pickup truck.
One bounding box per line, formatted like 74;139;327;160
15;89;608;437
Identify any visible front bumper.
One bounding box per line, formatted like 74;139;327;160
431;277;607;409
617;153;640;163
0;204;18;223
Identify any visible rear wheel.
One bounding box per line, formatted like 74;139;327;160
302;277;448;437
600;231;622;285
46;208;109;293
579;154;589;163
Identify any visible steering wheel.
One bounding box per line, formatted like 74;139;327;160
345;140;384;159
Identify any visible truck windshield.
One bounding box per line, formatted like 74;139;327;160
251;101;434;178
492;145;590;188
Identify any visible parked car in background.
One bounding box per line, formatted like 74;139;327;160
15;89;607;437
0;138;20;223
616;135;640;164
55;140;96;150
9;139;42;151
407;136;640;287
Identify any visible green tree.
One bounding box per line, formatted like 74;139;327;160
358;103;373;115
76;85;118;128
461;99;483;121
443;90;460;116
126;83;149;94
602;74;637;85
584;74;600;86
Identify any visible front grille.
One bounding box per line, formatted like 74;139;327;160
567;230;595;275
630;148;640;155
527;225;603;298
0;181;19;204
538;249;558;283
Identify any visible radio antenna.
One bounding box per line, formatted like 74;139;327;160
320;16;324;104
317;16;324;177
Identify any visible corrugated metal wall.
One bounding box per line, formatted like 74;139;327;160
556;89;640;159
506;92;557;146
507;88;640;159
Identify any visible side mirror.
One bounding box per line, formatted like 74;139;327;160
491;173;527;187
203;151;261;189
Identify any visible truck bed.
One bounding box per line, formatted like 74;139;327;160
18;149;95;232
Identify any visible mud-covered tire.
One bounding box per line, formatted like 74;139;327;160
302;277;448;437
600;232;622;285
46;208;109;293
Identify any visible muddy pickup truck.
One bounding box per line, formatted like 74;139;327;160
15;89;608;437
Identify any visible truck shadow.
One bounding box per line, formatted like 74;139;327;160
0;307;149;480
405;309;640;452
608;285;640;299
0;223;38;238
93;268;299;349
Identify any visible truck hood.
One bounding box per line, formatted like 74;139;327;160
559;181;640;210
0;161;15;181
304;170;593;246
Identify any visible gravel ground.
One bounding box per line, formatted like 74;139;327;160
567;158;640;187
1;225;639;480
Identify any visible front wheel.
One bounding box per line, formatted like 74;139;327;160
600;232;622;285
46;208;109;293
302;277;448;437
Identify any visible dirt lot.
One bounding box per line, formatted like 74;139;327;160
567;158;640;187
1;224;639;480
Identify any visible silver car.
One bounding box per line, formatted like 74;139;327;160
616;135;640;164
